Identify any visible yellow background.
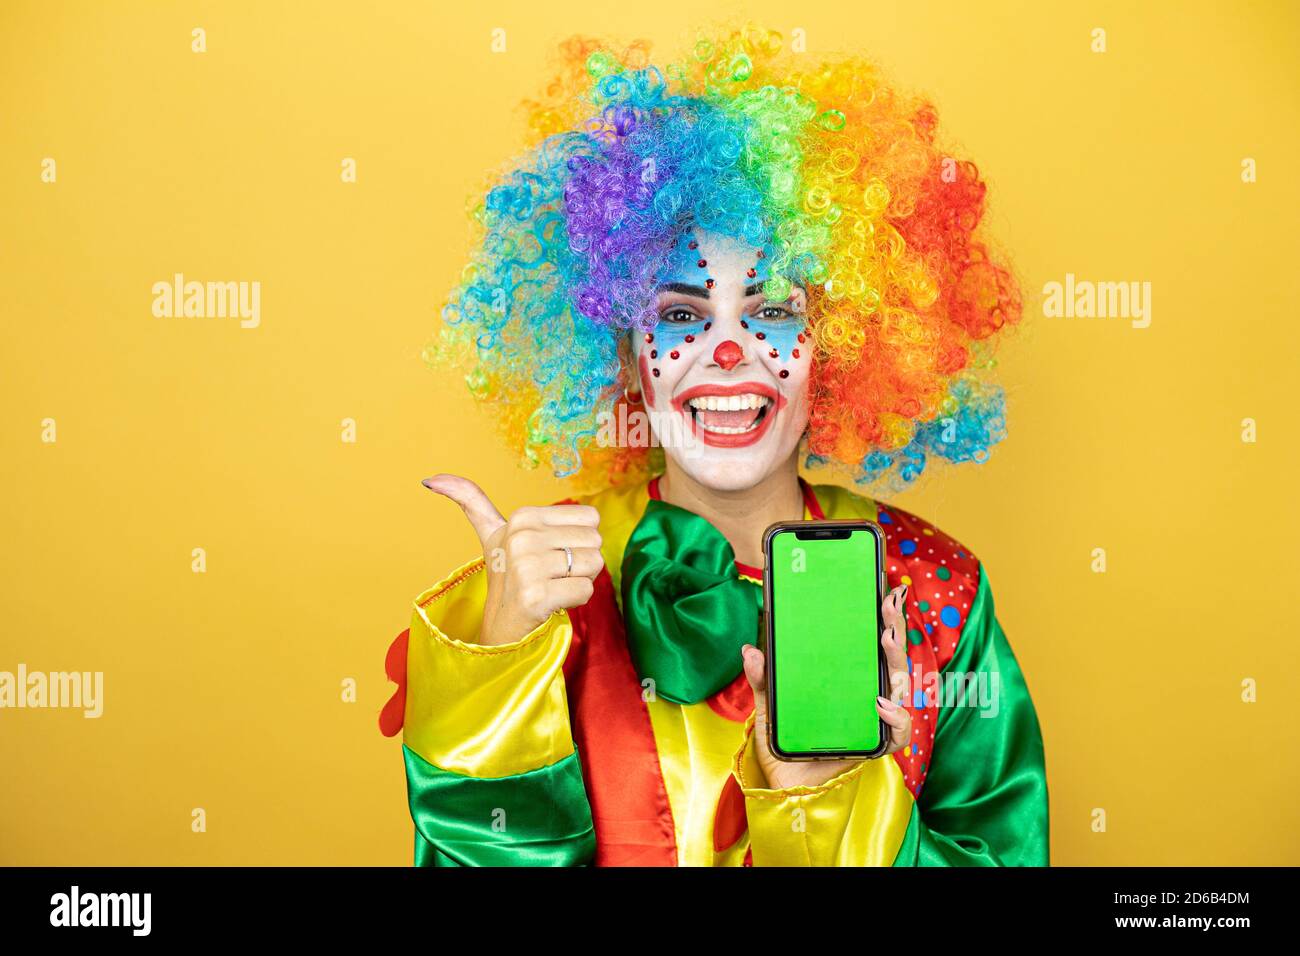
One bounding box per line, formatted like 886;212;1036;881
2;0;1297;865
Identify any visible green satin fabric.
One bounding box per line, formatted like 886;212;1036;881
892;566;1050;866
404;744;595;867
620;499;760;705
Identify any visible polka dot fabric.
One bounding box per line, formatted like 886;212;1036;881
877;502;981;800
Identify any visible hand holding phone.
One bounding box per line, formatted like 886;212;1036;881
739;585;910;789
741;520;912;787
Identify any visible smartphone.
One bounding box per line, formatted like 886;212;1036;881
762;519;889;761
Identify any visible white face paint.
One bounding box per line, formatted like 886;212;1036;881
630;230;812;492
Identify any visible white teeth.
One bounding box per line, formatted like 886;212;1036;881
680;392;773;433
685;393;770;411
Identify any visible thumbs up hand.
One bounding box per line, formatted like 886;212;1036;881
421;474;605;646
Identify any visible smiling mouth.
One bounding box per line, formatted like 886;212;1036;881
684;393;773;435
672;383;784;448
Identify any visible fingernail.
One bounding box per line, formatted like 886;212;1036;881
421;478;436;489
876;695;891;709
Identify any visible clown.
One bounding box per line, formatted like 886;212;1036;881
380;29;1048;866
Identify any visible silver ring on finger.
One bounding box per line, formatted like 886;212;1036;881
562;546;573;578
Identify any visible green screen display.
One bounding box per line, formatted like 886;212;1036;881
770;529;881;754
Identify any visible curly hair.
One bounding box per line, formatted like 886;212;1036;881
429;27;1021;490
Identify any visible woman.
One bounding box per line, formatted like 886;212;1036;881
380;29;1047;866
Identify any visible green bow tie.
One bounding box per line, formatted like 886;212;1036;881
620;499;761;705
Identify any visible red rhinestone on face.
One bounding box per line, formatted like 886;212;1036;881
797;333;805;343
779;369;789;378
684;334;694;343
769;348;778;358
652;368;660;377
650;350;657;359
705;278;715;289
746;268;757;279
703;321;712;331
755;331;766;340
688;240;698;250
756;249;766;259
740;320;749;329
646;333;654;343
670;350;680;360
792;348;800;359
697;259;707;268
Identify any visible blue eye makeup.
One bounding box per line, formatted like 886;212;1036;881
650;306;708;351
743;301;807;359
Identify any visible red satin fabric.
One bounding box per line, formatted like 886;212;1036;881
712;773;747;853
705;671;754;722
565;567;680;865
378;628;409;738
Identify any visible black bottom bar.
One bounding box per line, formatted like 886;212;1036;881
0;866;1284;941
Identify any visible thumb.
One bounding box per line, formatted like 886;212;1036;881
741;644;773;768
741;643;768;703
422;473;507;547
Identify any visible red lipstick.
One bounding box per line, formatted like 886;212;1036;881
672;381;786;448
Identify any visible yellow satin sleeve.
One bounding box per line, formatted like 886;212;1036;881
403;556;576;779
732;713;914;866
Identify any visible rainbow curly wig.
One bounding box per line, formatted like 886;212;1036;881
431;28;1021;490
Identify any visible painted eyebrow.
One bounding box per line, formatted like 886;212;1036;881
657;282;710;299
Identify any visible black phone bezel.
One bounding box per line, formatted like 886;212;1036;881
761;518;891;762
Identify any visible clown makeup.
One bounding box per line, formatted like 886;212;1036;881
630;230;812;492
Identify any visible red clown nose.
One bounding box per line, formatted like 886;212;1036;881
712;340;744;370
